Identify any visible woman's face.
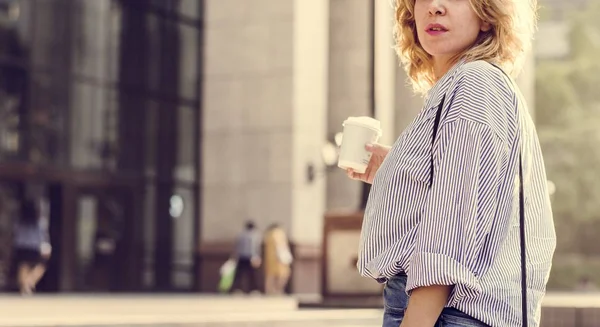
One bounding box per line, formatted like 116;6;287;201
414;0;491;63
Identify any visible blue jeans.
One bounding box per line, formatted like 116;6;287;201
383;274;489;327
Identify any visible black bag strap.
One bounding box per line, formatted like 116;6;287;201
519;152;527;326
429;95;446;186
491;64;528;327
429;73;527;326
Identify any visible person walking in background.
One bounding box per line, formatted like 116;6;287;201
12;199;51;295
230;220;261;294
347;0;556;326
263;223;293;295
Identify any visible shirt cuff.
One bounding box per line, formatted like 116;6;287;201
406;252;482;306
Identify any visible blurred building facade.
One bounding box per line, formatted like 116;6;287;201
0;0;535;294
0;0;201;292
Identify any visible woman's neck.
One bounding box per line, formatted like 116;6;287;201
432;56;453;81
433;56;463;82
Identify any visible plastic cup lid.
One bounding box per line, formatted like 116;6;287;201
343;116;382;135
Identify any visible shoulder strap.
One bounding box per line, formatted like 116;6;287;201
519;153;528;326
490;64;528;327
429;95;445;186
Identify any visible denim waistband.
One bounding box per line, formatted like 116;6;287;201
377;271;407;283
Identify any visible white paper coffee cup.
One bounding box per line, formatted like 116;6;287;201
337;116;382;174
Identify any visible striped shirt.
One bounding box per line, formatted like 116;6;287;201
358;60;556;326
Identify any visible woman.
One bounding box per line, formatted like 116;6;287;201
347;0;556;326
12;199;51;295
263;223;293;295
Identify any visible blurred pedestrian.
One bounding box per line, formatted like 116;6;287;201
12;199;51;295
230;220;261;294
263;223;292;295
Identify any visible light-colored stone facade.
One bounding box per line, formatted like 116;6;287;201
202;0;296;240
201;0;329;293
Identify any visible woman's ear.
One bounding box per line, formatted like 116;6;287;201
481;20;492;32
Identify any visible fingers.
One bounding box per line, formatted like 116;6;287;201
346;168;363;181
365;143;391;156
346;169;357;180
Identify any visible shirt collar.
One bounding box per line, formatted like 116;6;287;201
423;59;467;109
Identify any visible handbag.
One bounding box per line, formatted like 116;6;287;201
277;246;293;265
218;258;237;293
430;90;527;326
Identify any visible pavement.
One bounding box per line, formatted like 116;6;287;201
0;294;383;327
2;292;600;327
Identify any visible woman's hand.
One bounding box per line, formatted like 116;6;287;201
345;143;391;184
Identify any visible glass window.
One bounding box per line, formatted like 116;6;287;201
28;73;68;165
156;21;198;101
149;0;200;20
0;0;32;63
178;0;200;21
0;182;19;289
71;0;110;80
149;0;174;11
146;13;161;92
175;105;197;183
143;183;156;289
106;0;122;84
118;8;157;92
144;100;159;177
170;185;195;289
178;23;198;101
112;91;147;173
31;0;68;69
0;62;27;160
69;83;118;170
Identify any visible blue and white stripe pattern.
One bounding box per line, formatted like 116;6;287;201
358;60;556;327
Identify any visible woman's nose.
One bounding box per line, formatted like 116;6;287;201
428;0;446;16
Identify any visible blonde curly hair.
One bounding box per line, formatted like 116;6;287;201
394;0;538;94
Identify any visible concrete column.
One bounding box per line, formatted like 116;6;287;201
291;0;329;245
326;0;373;211
374;0;396;145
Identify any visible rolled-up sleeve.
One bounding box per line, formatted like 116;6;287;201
405;117;505;304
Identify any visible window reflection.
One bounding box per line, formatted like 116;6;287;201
142;183;156;288
146;13;161;92
0;182;19;289
178;0;199;20
178;24;198;100
0;66;22;159
0;1;28;62
171;185;195;289
144;101;158;177
71;0;111;80
31;0;67;69
28;73;65;165
176;106;196;182
107;0;122;84
70;84;118;170
0;0;29;160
